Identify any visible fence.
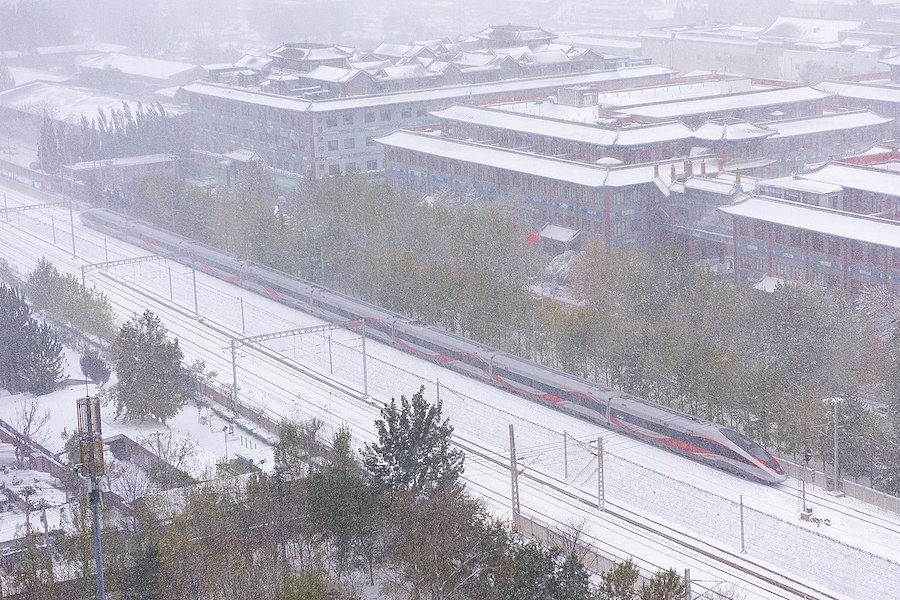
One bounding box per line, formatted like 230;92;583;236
518;514;651;586
778;457;900;516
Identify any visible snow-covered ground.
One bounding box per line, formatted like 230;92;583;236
0;178;898;599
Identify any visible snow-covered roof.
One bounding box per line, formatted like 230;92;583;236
79;53;203;81
590;78;756;108
302;65;367;83
66;153;180;170
815;80;900;104
181;65;675;113
761;110;893;138
6;67;70;86
720;195;900;249
757;175;843;195
35;42;126;55
540;224;580;243
472;25;557;44
761;17;863;44
520;50;572;65
450;52;499;67
376;129;716;188
622;87;831;120
797;162;900;197
432;104;694;147
268;44;353;62
233;53;273;70
0;81;186;123
683;176;739;195
376;64;437;81
692;119;774;141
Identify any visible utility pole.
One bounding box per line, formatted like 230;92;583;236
191;268;199;316
824;397;842;493
230;340;239;414
361;319;368;396
68;200;76;257
597;436;605;512
833;400;840;493
77;396;106;600
563;430;568;479
739;495;745;553
509;424;520;529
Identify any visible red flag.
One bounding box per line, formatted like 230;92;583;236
526;230;540;245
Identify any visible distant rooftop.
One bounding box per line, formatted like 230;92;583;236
720;195;900;249
621;86;831;120
377;129;716;188
182;64;675;113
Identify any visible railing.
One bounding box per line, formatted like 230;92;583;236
778;457;900;515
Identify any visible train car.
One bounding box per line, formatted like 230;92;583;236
81;208;787;484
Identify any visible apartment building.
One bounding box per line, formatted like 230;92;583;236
183;65;675;178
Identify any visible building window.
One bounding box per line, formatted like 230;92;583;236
344;138;355;149
417;108;427;117
326;116;338;127
343;113;354;125
327;140;338;151
328;164;341;176
346;162;358;173
380;109;391;121
364;112;375;123
401;108;412;119
367;159;378;171
613;221;626;235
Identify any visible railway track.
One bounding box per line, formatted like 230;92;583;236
0;185;888;599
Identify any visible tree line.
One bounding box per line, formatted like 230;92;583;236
5;386;706;600
106;168;900;493
37;102;188;173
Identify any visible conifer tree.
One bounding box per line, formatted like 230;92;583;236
362;385;464;495
111;310;189;422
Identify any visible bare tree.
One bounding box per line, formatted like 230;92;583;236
108;460;157;505
13;399;51;468
555;517;590;561
140;431;197;488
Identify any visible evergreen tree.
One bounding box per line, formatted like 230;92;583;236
363;385;464;495
306;426;377;575
111;310;189;422
21;321;64;395
37;116;61;173
26;257;60;311
597;559;640;600
638;569;686;600
0;284;64;395
80;349;111;386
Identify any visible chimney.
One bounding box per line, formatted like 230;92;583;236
654;163;659;178
684;158;691;176
700;160;706;175
670;164;677;182
735;169;742;186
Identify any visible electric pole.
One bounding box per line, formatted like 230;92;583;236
509;424;520;529
77;396;106;600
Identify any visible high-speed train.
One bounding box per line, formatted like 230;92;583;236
81;208;787;484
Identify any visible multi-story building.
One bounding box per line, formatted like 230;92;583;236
640;16;898;80
183;65;675;178
376;127;715;249
722;194;900;295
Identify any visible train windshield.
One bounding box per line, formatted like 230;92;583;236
719;428;783;473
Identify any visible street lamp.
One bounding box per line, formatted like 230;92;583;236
221;425;229;463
